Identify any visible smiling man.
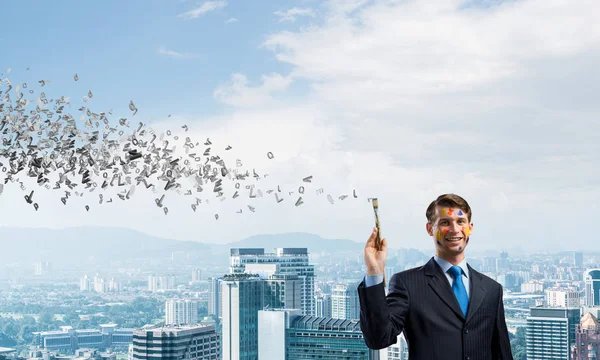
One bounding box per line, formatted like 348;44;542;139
357;194;513;360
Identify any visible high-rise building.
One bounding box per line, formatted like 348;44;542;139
94;274;107;293
208;277;222;319
495;252;509;273
192;269;202;283
546;288;580;307
331;282;360;320
585;269;600;306
81;274;121;293
574;252;584;267
385;266;395;287
264;274;302;310
131;324;219;360
220;274;278;360
109;278;122;292
34;261;52;276
148;274;176;292
526;306;581;359
80;274;91;291
571;312;600;360
496;273;518;290
381;333;409;360
229;248;315;315
315;293;332;318
482;257;497;273
521;280;544;294
257;309;380;360
165;299;199;326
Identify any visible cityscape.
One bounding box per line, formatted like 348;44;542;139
1;228;600;360
2;0;599;359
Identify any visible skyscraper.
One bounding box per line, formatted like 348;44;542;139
315;293;332;318
331;282;360;320
546;287;580;307
148;274;176;292
574;252;584;267
382;333;409;360
264;274;302;310
585;269;600;306
80;274;91;291
571;312;600;360
220;273;277;360
192;269;202;283
229;248;315;315
165;299;199;326
526;306;581;359
208;277;222;319
496;251;509;272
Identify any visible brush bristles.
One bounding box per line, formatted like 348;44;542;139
372;198;379;208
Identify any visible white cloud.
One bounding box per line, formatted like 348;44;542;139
198;0;600;250
274;7;316;22
177;1;227;19
225;17;238;24
213;73;293;107
157;47;196;59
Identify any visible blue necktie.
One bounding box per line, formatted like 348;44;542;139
448;265;469;316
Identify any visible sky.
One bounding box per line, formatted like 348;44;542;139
0;0;599;252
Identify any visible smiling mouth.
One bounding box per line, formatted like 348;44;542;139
446;237;463;242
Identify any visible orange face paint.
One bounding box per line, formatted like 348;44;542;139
463;225;471;238
447;208;454;215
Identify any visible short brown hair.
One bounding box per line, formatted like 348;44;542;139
426;194;472;223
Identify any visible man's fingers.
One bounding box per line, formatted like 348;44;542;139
365;227;378;247
380;237;387;250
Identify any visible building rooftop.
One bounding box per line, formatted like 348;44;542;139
291;316;361;332
581;312;599;330
0;347;16;354
134;324;216;336
222;273;261;280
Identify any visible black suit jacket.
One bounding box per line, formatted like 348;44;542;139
357;257;513;360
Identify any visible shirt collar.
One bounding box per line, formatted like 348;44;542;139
434;255;469;278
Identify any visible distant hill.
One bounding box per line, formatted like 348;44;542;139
226;232;365;253
0;226;210;265
0;226;419;268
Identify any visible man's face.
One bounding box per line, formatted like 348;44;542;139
426;206;473;256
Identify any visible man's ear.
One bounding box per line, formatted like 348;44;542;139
426;222;433;236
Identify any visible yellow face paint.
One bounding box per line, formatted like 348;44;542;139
463;225;471;238
440;208;447;216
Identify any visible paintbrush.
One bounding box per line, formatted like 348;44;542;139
372;198;381;247
371;197;386;287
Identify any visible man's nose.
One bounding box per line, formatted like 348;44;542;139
450;222;461;232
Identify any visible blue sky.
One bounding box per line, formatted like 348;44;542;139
1;0;599;251
1;0;311;119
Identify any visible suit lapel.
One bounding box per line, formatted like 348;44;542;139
424;257;465;321
465;264;486;325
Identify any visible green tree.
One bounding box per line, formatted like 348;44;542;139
510;327;526;360
38;312;54;325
